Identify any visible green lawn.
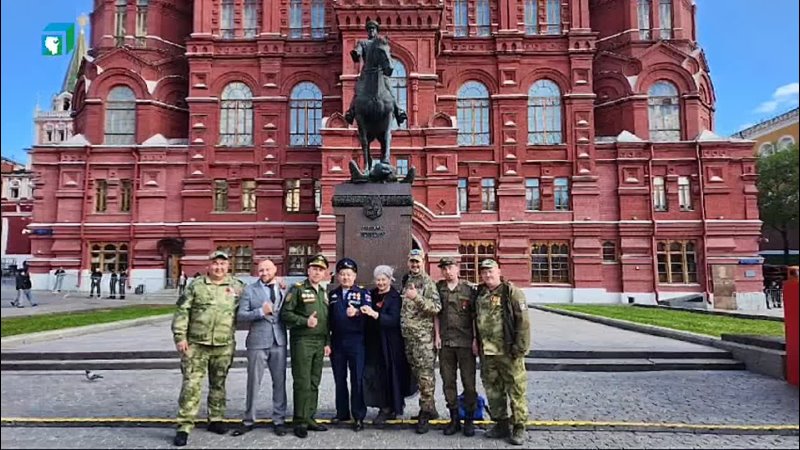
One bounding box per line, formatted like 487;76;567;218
1;305;175;337
546;305;785;338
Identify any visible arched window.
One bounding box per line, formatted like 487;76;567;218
289;82;323;146
528;79;562;145
760;143;775;157
389;58;408;130
778;136;795;150
90;242;129;273
648;81;680;141
457;81;491;146
219;82;253;146
104;86;136;145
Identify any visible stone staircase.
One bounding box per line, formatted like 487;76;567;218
0;349;744;372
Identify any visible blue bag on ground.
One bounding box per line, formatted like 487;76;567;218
457;393;487;420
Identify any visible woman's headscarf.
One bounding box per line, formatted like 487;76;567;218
373;265;395;282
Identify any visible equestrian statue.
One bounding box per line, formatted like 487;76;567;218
345;20;414;184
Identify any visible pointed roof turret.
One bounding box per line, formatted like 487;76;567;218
60;14;89;95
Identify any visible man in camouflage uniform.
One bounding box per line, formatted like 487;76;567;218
400;248;441;434
171;250;246;447
474;259;530;446
434;256;478;437
279;254;331;439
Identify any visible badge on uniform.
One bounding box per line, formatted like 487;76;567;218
490;295;501;307
302;289;315;303
347;291;361;308
461;300;470;310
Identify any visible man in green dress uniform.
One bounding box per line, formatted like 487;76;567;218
279;254;331;438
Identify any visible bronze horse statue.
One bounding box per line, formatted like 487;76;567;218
348;37;413;183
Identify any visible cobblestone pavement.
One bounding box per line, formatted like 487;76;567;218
2;369;797;426
1;426;798;449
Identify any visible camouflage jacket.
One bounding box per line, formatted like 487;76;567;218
172;275;245;346
475;281;530;358
400;271;441;342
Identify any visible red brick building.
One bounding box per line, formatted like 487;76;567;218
28;0;764;308
1;157;33;271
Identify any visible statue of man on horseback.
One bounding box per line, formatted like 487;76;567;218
345;20;414;183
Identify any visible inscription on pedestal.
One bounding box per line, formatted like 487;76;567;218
333;183;413;288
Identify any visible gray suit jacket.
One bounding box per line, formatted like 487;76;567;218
237;280;287;349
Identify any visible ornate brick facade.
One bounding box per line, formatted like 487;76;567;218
28;0;764;308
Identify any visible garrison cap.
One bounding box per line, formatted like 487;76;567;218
307;254;329;270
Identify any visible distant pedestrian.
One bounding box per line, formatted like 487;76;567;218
178;271;188;297
89;268;102;298
11;268;37;308
118;269;127;299
108;270;118;299
53;267;66;293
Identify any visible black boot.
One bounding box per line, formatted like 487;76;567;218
207;421;227;435
344;108;355;125
443;408;461;436
415;411;430;434
485;419;510;439
463;412;476;437
173;431;188;446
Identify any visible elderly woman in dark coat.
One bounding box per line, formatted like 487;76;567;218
360;265;417;425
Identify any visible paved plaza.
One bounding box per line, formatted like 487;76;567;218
2;302;798;448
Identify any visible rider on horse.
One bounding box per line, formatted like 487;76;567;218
344;20;408;126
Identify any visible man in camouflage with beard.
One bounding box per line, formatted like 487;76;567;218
400;248;441;434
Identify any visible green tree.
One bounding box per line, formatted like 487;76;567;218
757;144;799;265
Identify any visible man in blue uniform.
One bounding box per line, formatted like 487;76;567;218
328;258;372;431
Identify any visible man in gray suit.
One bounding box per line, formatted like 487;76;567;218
232;259;289;437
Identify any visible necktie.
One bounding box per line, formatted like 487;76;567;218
265;283;274;302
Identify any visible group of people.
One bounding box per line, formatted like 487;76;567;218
88;267;128;299
170;248;531;447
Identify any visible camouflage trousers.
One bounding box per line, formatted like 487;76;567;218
480;355;528;428
176;342;235;433
405;336;437;414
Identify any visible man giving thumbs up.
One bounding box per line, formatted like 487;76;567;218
280;254;331;438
